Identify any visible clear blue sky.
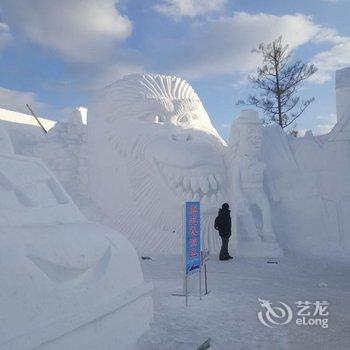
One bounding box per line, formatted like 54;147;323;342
0;0;349;139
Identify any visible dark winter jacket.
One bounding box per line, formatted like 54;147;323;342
215;208;231;238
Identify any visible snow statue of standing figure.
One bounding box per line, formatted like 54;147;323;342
227;110;282;257
88;74;229;254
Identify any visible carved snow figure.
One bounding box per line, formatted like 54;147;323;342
336;67;350;122
228;110;282;256
0;123;152;350
88;74;228;254
2;68;350;260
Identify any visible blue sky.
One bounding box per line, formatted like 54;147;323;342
0;0;349;139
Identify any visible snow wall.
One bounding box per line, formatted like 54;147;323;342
0;123;152;350
2;69;350;260
259;114;350;259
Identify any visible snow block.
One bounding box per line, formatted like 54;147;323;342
260;118;350;260
336;67;350;121
0;128;152;350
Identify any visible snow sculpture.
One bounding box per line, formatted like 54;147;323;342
3;67;350;260
71;106;88;125
88;74;229;254
228;110;282;257
0;126;152;350
0;122;14;153
29;108;91;211
336;67;350;121
259;94;350;258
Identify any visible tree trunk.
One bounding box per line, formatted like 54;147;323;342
273;42;283;128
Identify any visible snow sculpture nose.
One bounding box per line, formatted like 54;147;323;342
171;133;193;142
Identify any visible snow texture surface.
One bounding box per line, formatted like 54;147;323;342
2;70;350;261
88;74;229;254
336;67;350;121
0;123;152;350
0;67;350;349
137;254;350;350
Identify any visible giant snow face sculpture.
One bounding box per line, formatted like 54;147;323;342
88;74;228;253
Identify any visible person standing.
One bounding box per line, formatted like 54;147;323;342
214;203;233;260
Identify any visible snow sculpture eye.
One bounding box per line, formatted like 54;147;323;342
140;114;167;124
178;114;198;125
156;115;167;123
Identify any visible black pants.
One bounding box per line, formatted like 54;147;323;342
220;236;230;259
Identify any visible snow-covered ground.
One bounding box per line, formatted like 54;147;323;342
137;253;350;350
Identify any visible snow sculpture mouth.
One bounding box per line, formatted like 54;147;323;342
156;160;224;204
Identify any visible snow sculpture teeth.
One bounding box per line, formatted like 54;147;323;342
190;177;200;193
199;176;210;194
183;176;190;191
208;174;218;191
156;161;224;205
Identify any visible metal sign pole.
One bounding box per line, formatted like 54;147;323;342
183;204;188;307
201;249;210;296
181;201;201;306
174;202;202;303
199;266;202;300
185;274;188;307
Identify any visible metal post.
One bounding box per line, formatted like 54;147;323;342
26;104;48;134
204;263;208;295
199;267;202;300
183;204;188;307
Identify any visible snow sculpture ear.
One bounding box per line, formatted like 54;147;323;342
0;123;14;154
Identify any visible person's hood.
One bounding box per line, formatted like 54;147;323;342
218;208;230;215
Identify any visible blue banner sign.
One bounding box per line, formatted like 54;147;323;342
184;201;201;276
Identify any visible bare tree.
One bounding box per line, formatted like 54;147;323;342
237;36;317;129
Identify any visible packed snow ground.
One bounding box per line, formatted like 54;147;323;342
137;253;350;350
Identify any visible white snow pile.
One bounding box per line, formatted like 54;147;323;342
0;123;152;350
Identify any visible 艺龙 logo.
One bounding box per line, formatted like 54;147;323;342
257;299;330;329
257;298;293;328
